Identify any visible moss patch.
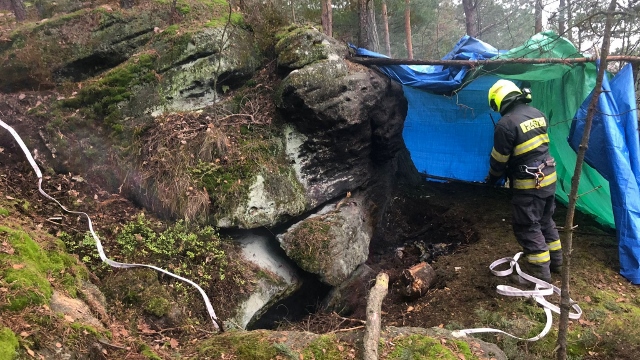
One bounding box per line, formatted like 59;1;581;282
300;334;343;360
384;334;478;360
0;226;85;311
0;327;19;360
197;330;282;359
284;216;334;274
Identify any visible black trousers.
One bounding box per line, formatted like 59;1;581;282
511;192;562;267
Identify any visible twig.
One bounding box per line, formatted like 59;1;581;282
330;325;365;333
97;339;127;350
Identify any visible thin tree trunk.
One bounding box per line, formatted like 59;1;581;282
358;0;372;49
291;0;295;23
559;0;566;36
363;272;389;360
404;0;413;59
462;0;478;37
567;0;573;42
555;1;617;359
381;0;391;57
535;0;543;33
10;0;26;22
321;0;333;37
369;0;379;52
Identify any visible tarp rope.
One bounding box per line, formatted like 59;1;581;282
0;119;221;330
453;252;582;341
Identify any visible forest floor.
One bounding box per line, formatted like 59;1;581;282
3;128;640;359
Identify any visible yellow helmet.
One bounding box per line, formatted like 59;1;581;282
488;79;522;112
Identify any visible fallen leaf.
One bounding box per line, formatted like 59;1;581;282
64;315;75;322
55;343;62;348
406;306;414;312
12;264;25;270
20;332;29;337
584;296;591;303
169;338;179;349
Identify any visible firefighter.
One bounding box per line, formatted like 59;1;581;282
486;79;562;283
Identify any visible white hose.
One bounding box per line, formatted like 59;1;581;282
453;252;582;341
0;119;220;330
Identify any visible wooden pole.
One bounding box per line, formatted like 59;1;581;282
555;1;617;359
363;272;389;360
349;55;640;67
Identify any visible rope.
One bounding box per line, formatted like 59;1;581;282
0;119;220;330
452;252;582;341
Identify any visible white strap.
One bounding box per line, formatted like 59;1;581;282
0;119;220;330
453;252;582;341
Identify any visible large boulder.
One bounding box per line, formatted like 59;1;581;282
277;192;372;286
275;26;407;208
228;231;301;329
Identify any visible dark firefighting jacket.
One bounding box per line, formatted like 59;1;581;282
488;102;556;197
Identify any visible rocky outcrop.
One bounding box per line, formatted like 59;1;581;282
276;27;407;208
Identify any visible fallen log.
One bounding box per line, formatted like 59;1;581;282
363;272;389;360
401;262;436;299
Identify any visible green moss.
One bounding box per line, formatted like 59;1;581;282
205;12;244;27
145;297;171;317
0;327;19;360
198;331;280;359
140;343;163;360
0;207;9;216
301;334;342;360
388;334;478;360
69;323;101;337
163;24;180;36
0;226;84;311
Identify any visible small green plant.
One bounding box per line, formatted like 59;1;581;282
115;214;228;286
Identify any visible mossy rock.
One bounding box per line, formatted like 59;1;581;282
274;25;348;70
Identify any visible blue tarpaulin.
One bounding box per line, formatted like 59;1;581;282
355;32;640;283
351;36;502;93
569;64;640;284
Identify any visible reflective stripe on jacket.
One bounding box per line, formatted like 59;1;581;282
489;103;556;196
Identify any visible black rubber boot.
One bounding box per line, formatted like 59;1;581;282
513;260;552;284
550;249;563;274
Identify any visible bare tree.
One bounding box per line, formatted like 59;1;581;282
404;0;413;59
10;0;26;22
559;0;566;35
358;0;376;50
535;0;543;33
556;0;617;359
567;0;573;41
462;0;479;37
381;0;391;56
321;0;333;37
